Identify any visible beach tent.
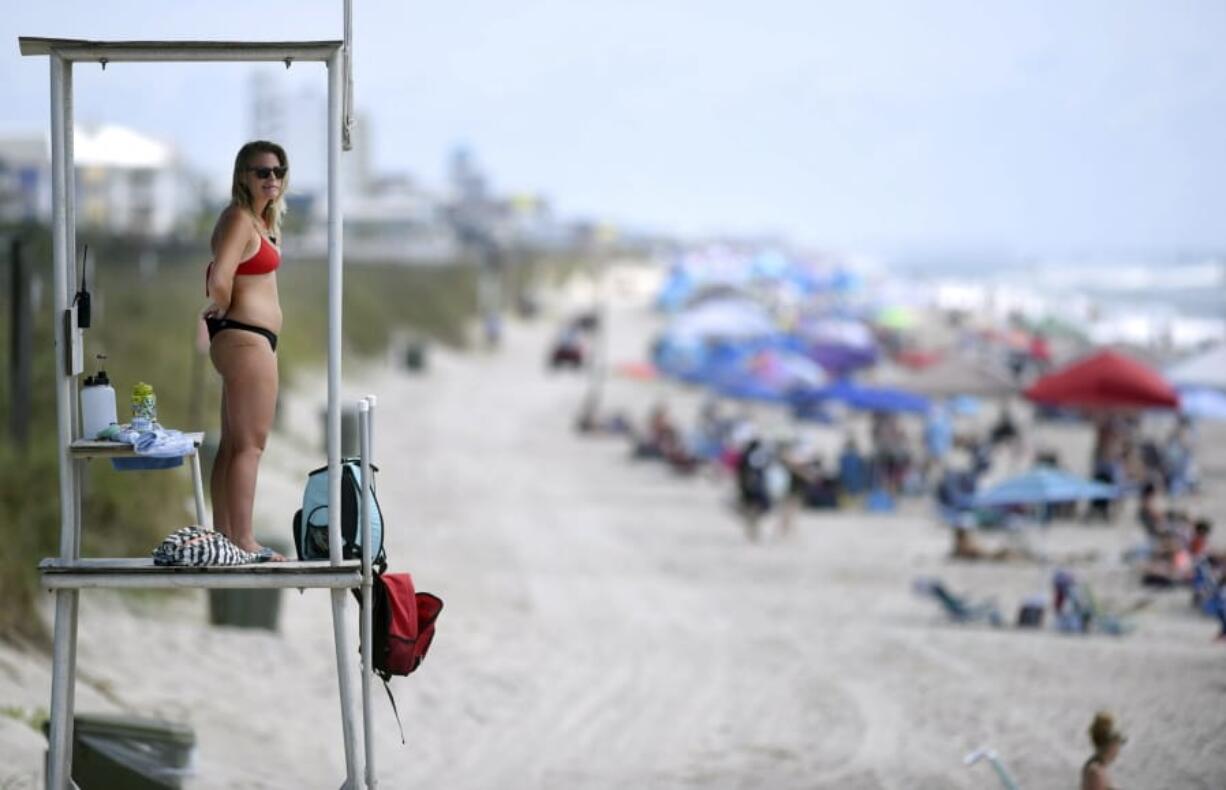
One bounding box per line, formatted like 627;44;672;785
1165;345;1226;391
1024;349;1179;410
973;468;1120;507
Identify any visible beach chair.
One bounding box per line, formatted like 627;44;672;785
1056;582;1136;636
914;577;1004;626
964;748;1021;790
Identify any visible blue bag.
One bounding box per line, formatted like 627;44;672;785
292;459;386;566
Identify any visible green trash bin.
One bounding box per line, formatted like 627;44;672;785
45;713;196;789
208;539;287;630
208;585;283;630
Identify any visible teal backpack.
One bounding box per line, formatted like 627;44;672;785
292;459;386;567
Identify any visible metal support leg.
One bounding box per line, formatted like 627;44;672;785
45;590;80;790
330;588;360;789
189;449;207;526
359;398;376;788
326;44;360;789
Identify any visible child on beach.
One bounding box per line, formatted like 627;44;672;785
1081;711;1125;790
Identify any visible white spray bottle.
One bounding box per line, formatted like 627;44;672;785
81;355;118;440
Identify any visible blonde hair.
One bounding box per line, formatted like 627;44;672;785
230;140;289;239
1089;712;1123;752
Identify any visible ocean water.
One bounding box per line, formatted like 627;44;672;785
883;255;1226;349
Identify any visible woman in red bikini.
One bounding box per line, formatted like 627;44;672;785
201;140;288;560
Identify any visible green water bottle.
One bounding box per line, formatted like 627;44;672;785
131;381;157;430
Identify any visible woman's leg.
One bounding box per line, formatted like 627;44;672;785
210;331;279;554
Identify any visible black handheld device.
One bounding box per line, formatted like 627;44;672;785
74;245;90;328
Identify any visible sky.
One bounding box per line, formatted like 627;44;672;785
3;1;1226;256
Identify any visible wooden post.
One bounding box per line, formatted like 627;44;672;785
9;236;31;447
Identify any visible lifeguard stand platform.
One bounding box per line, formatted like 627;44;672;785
21;29;382;790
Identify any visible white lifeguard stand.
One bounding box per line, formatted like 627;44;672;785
20;32;380;790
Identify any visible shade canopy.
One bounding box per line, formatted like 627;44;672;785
873;356;1017;399
973;467;1120;507
1024;349;1179;410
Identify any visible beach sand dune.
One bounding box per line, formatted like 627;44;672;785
2;279;1225;789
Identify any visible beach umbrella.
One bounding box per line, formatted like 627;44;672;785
1024;349;1179;410
668;300;775;341
682;283;759;310
807;343;878;376
1165;345;1226;391
705;346;829;403
793;379;930;415
873;356;1018;399
972;468;1120;508
799;317;875;349
796;316;879;375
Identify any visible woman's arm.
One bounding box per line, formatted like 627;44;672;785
205;207;253;314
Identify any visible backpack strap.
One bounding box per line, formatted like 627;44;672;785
380;677;406;745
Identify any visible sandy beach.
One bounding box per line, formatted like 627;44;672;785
2;267;1225;789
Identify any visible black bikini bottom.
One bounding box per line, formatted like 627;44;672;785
206;316;278;352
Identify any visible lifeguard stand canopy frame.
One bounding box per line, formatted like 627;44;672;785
19;36;376;789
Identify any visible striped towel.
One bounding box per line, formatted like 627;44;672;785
152;525;260;566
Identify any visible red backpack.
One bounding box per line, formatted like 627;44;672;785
356;571;443;741
372;572;443;678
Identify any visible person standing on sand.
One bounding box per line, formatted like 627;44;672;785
201;141;290;561
1081;711;1126;790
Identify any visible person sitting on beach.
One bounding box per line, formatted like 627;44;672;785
1187;519;1226;567
1139;531;1195;587
1081;711;1126;790
549;323;586;369
638;402;698;472
950;525;1029;562
575;392;631;437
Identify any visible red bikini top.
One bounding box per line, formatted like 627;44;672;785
205;234;281;295
235;234;281;276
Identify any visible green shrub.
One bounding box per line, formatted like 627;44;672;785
0;223;576;643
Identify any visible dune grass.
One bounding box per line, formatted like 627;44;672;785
0;224;584;644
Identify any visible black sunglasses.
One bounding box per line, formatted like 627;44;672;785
248;166;287;180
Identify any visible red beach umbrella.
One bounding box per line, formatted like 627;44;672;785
1024;349;1179;410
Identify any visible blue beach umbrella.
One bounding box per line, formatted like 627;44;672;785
710;347;828;403
669;299;775;341
1178;387;1226;421
792;379;930;415
973;468;1120;508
